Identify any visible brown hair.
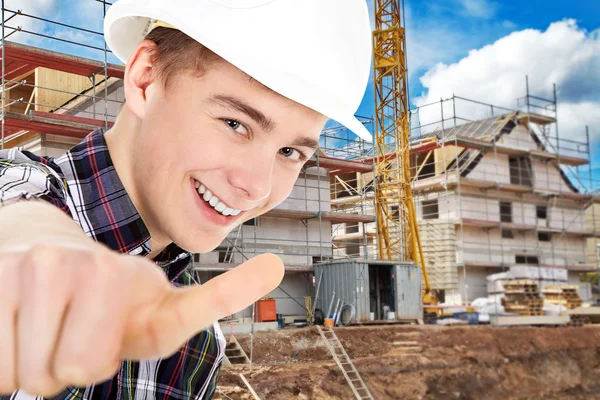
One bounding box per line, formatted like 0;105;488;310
144;27;221;88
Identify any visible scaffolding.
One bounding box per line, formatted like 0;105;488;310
408;85;600;304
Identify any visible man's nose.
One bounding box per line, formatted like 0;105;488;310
228;152;274;202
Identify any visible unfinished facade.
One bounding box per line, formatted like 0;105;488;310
330;93;600;304
409;94;600;303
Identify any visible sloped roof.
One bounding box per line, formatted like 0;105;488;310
412;111;579;193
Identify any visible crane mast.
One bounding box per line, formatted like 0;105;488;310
372;0;432;299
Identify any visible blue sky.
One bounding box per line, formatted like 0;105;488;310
356;0;600;114
8;0;600;186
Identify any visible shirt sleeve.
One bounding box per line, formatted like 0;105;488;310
0;149;70;213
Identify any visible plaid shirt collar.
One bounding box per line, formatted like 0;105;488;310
56;128;190;280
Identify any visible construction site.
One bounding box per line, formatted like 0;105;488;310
3;0;600;399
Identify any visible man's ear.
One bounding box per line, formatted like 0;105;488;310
123;40;158;120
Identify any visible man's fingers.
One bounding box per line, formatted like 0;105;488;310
16;249;75;396
121;253;284;360
0;304;16;394
0;261;18;394
53;266;125;386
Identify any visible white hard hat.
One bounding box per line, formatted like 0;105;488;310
104;0;373;142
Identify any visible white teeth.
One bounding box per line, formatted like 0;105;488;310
195;180;242;216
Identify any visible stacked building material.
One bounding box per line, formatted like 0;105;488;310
568;314;590;327
542;285;583;310
502;281;544;316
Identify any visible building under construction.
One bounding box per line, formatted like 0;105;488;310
2;3;599;319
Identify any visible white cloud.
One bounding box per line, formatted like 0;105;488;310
412;20;600;144
458;0;498;19
403;2;516;82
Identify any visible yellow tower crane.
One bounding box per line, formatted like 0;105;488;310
372;0;436;305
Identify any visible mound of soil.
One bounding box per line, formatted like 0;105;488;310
215;325;600;399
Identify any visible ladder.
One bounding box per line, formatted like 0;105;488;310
316;325;374;399
222;335;250;366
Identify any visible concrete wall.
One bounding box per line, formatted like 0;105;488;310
457;267;495;303
69;80;124;122
467;124;578;194
277;167;330;212
19;134;82;159
460;227;589;267
585;204;600;268
232;217;332;266
496;124;537;150
466;152;510;183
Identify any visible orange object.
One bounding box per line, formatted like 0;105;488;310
324;318;334;327
256;299;277;322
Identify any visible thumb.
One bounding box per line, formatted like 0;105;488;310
121;253;284;360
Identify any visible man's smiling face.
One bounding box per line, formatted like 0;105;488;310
128;51;328;253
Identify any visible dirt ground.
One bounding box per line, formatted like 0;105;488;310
214;324;600;400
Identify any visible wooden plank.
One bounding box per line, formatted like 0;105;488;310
518;113;557;126
3;111;97;138
32;111;114;128
4;41;125;79
497;182;534;193
332;231;376;242
323;212;375;223
306;155;373;174
568;307;600;316
239;374;261;400
1;131;40;148
551;155;589;167
490;315;569;326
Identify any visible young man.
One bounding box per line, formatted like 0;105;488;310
0;0;371;398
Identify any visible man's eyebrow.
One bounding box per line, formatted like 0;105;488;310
292;137;320;150
207;95;277;133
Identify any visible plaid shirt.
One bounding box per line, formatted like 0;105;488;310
0;129;225;400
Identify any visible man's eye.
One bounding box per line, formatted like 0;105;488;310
279;147;304;161
223;119;248;135
226;120;240;129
